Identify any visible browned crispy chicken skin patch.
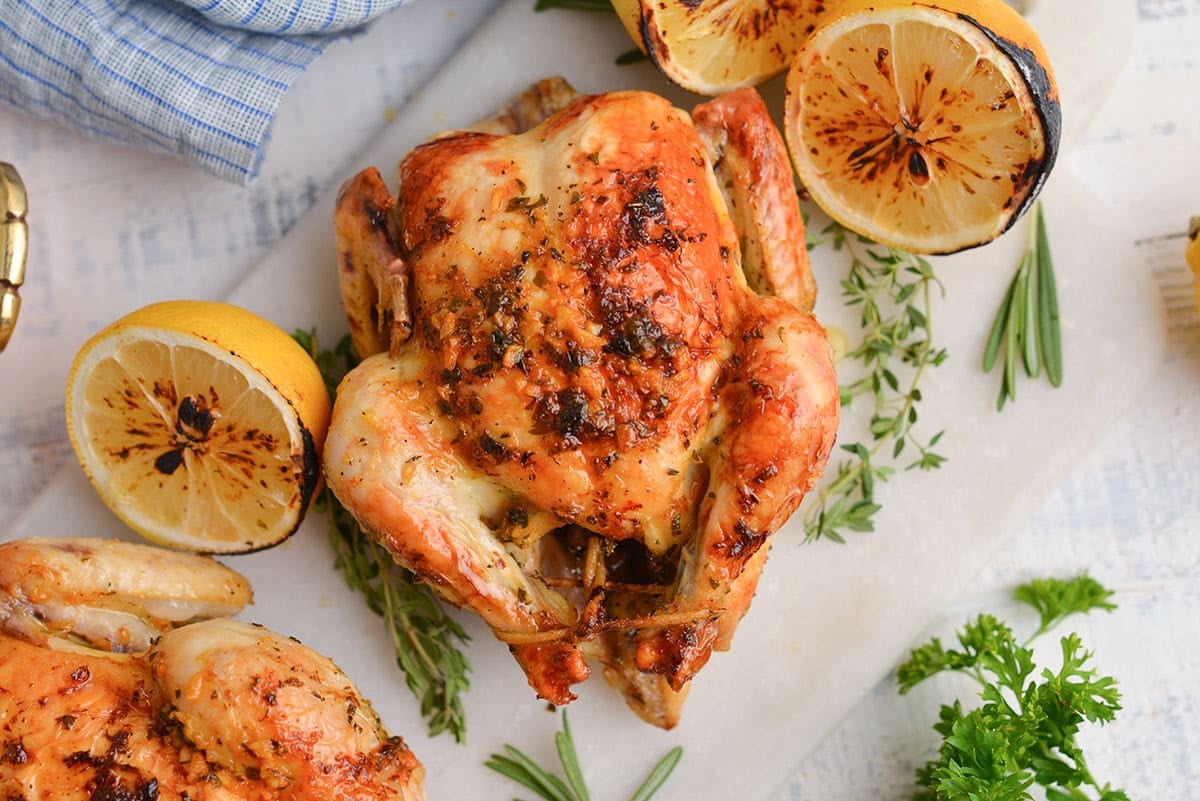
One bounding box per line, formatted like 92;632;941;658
326;78;839;728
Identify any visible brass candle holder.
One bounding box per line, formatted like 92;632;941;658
1;163;27;352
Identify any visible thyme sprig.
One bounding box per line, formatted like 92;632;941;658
983;202;1063;410
898;574;1127;801
487;711;683;801
803;223;948;543
293;329;472;743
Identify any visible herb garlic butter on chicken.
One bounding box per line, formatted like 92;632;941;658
324;78;840;729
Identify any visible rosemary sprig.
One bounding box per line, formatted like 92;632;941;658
293;329;472;743
983;202;1063;410
319;493;472;741
487;711;684;801
803;223;948;543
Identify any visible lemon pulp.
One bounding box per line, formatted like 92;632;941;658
66;301;329;553
784;0;1060;254
611;0;827;95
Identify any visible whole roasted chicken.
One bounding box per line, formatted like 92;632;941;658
325;79;840;728
0;537;426;801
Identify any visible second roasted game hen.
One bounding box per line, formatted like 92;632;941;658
324;79;839;728
0;537;426;801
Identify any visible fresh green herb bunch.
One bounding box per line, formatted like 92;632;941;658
983;201;1063;410
803;222;948;543
293;329;473;743
487;711;683;801
898;574;1128;801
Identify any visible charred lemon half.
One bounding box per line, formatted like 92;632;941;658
65;300;330;553
783;0;1061;254
610;0;828;95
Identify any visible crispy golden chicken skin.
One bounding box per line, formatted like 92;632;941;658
0;537;426;801
326;79;839;728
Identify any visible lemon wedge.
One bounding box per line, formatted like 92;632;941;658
65;300;330;553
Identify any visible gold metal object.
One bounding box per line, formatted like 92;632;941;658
1;162;28;352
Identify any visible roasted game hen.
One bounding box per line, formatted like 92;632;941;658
325;78;839;728
0;537;426;801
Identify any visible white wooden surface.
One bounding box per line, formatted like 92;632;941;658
1;1;1197;799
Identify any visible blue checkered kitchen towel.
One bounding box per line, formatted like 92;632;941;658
2;0;412;183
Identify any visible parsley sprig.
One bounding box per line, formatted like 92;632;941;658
294;330;473;743
898;574;1127;801
983;202;1063;410
487;711;683;801
803;223;948;542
